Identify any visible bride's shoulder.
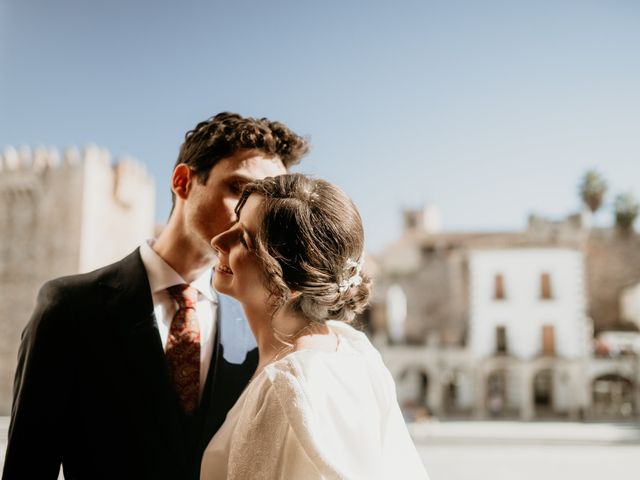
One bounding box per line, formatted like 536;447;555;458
326;320;379;353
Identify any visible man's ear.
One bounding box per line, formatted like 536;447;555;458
171;164;193;200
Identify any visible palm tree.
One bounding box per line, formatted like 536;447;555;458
614;192;639;233
579;170;607;214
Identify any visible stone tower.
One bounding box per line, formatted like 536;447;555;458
0;145;155;413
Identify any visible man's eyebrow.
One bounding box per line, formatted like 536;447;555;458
226;174;253;185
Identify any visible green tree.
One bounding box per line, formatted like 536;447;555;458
579;170;608;213
614;192;639;233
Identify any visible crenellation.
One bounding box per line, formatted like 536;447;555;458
112;155;154;208
18;146;32;167
116;156;134;174
1;144;154;180
1;146;65;173
3;146;20;170
64;146;81;166
33;146;62;171
1;145;74;170
82;143;102;165
116;155;153;184
47;147;61;168
32;146;50;172
98;146;112;166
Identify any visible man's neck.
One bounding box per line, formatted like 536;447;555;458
152;223;215;283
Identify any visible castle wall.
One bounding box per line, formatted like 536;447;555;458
0;146;154;414
376;244;468;346
586;231;640;331
0;154;85;412
78;146;155;272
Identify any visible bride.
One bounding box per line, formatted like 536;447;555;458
200;174;429;480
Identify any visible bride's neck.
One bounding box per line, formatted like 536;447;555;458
242;304;315;369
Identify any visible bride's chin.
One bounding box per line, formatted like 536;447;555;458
213;278;232;296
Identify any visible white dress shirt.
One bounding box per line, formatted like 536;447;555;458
139;240;217;398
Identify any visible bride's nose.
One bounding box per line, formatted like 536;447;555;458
211;229;230;254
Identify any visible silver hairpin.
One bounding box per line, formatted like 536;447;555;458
338;257;364;293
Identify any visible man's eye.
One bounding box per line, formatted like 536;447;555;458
230;182;243;194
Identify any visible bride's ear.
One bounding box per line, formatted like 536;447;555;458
289;290;302;300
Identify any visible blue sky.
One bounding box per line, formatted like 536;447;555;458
1;0;639;252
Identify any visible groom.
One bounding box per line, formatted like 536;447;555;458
2;112;309;480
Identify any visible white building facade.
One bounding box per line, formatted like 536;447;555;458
469;248;590;360
467;248;591;419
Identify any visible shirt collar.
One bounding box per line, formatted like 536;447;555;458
140;240;217;303
191;267;216;302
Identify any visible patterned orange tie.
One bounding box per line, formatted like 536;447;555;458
166;284;200;414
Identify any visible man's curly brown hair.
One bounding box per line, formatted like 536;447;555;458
171;112;310;207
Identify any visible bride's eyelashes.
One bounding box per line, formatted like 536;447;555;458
232;217;253;251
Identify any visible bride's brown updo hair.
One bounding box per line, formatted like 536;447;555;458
235;173;371;323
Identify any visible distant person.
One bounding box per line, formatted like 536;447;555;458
2;113;309;480
200;174;429;479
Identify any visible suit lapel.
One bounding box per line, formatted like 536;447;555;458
99;249;185;459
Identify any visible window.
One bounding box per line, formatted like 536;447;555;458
542;325;555;356
496;325;507;354
494;274;505;300
540;272;553;300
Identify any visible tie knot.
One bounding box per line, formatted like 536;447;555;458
167;284;198;309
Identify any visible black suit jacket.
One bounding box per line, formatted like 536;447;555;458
2;249;258;480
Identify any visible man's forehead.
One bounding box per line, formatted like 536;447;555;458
221;146;279;163
230;153;285;176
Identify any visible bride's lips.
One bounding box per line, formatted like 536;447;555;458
217;263;233;275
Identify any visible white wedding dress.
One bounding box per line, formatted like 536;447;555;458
200;321;429;480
